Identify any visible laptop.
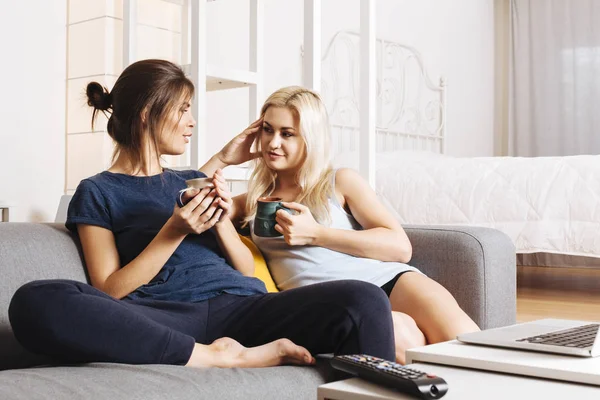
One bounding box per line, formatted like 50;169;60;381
457;319;600;357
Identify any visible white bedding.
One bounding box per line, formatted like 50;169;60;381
356;151;600;258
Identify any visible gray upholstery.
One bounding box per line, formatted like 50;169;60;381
0;222;516;399
404;225;516;330
0;224;88;370
0;363;329;400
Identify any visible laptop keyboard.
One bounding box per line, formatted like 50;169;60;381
516;324;600;348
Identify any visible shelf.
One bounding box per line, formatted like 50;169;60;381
181;64;259;91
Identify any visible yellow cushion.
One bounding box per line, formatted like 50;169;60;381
239;235;279;293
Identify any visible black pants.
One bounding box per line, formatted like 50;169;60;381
9;279;395;365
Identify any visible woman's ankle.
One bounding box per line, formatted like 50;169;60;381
185;342;217;368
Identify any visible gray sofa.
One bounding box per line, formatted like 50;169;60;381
0;222;516;399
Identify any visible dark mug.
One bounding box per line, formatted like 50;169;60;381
254;197;292;237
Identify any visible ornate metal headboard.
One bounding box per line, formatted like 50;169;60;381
320;31;446;158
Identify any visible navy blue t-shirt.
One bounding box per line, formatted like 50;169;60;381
66;169;267;302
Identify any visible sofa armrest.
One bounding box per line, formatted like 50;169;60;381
403;225;516;329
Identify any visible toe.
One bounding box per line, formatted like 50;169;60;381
277;339;314;365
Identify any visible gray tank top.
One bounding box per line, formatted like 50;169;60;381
250;170;419;290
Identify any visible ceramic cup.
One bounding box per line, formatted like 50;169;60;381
177;177;214;207
185;177;214;190
254;197;292;237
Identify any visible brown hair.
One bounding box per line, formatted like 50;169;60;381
86;59;194;173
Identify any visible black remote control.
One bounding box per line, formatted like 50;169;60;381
329;354;448;399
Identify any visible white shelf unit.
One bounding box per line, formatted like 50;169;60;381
204;65;259;91
122;0;263;182
120;0;377;185
121;0;375;185
64;0;379;194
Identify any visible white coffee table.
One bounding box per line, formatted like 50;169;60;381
406;339;600;385
317;362;600;399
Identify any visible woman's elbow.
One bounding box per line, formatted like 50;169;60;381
395;235;412;263
94;282;119;299
399;246;412;263
97;277;131;300
90;277;110;295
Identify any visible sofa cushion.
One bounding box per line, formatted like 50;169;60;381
0;223;88;370
0;362;328;400
239;235;279;293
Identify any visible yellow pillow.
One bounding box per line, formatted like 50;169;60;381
239;235;279;293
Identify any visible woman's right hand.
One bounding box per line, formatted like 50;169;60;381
215;118;263;166
169;187;223;235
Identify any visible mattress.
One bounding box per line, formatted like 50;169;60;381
341;151;600;258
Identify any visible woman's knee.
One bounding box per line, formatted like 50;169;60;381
328;280;391;315
9;280;81;329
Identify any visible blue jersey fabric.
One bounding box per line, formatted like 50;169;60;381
66;169;267;302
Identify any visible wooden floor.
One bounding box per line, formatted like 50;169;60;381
517;266;600;323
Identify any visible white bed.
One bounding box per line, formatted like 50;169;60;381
375;151;600;259
322;31;600;262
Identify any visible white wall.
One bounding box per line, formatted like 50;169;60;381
205;0;495;158
204;0;307;159
0;0;67;222
374;0;495;157
0;0;494;221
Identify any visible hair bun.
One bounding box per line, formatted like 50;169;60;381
86;82;112;111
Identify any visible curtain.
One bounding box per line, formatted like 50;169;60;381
509;0;600;156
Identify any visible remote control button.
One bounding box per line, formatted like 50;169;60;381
427;373;437;378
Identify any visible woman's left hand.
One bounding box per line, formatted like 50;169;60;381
274;202;323;246
212;169;232;223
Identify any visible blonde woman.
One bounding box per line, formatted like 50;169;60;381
227;86;480;364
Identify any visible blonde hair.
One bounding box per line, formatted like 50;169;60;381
243;86;335;226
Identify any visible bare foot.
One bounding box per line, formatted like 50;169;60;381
186;337;316;368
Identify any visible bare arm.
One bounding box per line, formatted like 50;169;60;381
80;187;222;299
316;169;411;262
199;155;228;179
276;169;412;263
206;172;253;275
212;218;255;276
199;119;262;177
79;222;186;299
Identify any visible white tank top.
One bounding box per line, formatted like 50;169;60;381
250;171;418;290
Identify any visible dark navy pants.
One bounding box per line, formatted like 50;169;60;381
9;279;395;365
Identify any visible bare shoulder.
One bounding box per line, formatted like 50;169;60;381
335;167;362;181
335;168;369;195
